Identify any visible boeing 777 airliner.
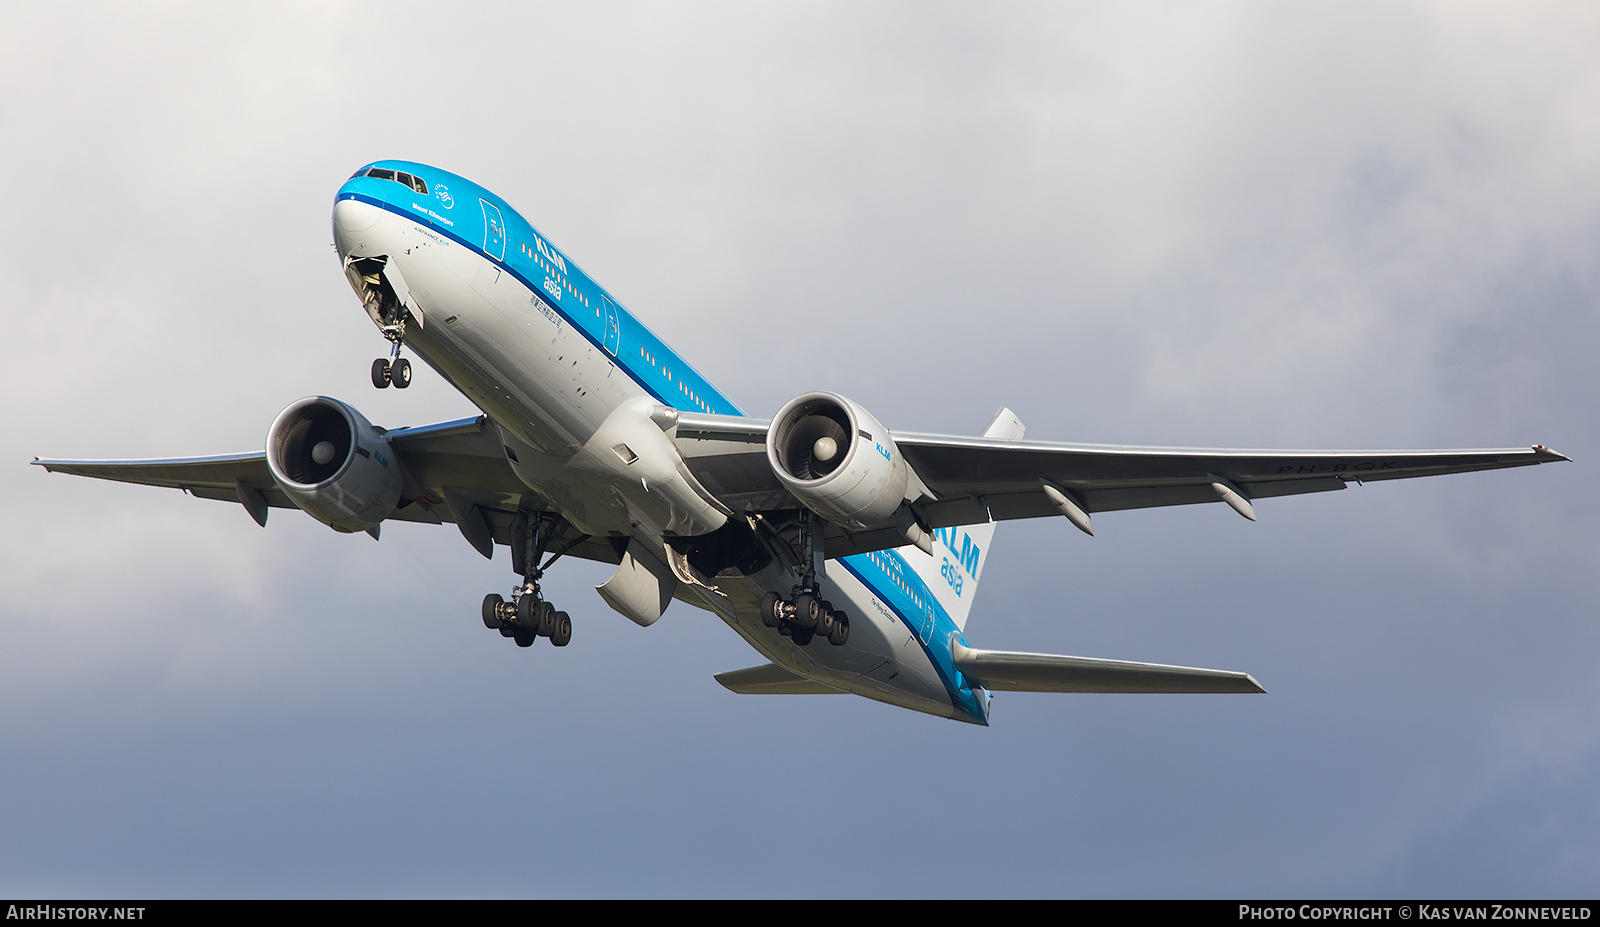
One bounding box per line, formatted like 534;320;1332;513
34;161;1568;724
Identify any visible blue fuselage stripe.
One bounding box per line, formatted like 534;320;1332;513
338;180;742;417
836;553;983;722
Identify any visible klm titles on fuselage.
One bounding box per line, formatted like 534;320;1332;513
529;233;568;274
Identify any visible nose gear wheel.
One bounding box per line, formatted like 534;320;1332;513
371;311;412;389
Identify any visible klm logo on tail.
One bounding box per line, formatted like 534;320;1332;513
934;525;983;598
937;526;981;577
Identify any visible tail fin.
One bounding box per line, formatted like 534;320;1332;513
900;407;1023;631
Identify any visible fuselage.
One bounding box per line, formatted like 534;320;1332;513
332;161;990;724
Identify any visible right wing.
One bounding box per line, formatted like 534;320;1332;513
34;415;624;566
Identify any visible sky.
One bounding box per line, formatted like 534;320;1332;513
2;1;1597;898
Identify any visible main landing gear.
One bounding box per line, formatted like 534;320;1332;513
759;511;849;646
482;592;571;648
761;590;850;646
371;319;411;389
479;514;576;650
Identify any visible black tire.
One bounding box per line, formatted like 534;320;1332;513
371;357;391;388
392;357;412;388
551;611;572;647
517;594;536;628
482;593;504;629
760;591;781;628
513;630;536;647
791;626;815;646
499;625;515;637
815;600;836;638
536;601;557;636
795;593;819;631
829;612;849;646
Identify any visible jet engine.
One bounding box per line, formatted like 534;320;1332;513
266;396;402;532
766;391;912;530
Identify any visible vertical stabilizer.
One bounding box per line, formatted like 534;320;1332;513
897;407;1022;631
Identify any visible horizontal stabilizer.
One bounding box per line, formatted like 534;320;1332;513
714;663;843;695
952;642;1264;694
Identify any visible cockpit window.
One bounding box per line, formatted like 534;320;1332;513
356;167;428;195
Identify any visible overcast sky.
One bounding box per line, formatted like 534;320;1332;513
3;2;1597;898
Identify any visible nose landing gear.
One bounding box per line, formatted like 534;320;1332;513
371;328;411;389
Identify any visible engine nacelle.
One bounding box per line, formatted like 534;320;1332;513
767;391;911;531
266;396;403;532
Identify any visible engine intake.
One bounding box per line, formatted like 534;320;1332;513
266;396;402;532
767;392;911;530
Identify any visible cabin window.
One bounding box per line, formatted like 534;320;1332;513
369;168;396;182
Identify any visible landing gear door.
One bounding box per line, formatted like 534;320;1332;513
382;257;422;328
479;199;506;262
601;295;621;356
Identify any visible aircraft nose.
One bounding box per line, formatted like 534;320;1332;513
331;196;383;260
333;197;379;233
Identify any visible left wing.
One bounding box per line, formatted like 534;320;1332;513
672;411;1568;553
893;433;1569;527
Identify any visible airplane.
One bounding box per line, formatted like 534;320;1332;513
33;160;1569;725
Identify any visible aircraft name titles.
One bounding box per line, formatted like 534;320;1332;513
407;201;454;228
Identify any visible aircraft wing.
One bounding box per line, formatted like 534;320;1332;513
38;409;1567;562
33;415;624;566
890;433;1568;528
673;411;1568;551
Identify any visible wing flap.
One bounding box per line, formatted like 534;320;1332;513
952;642;1264;694
924;476;1352;526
